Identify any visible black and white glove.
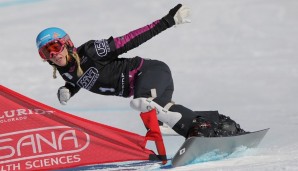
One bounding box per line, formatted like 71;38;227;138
57;86;71;105
163;4;191;27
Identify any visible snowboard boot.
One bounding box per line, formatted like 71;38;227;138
215;114;247;136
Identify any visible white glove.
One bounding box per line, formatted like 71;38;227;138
57;86;71;105
174;5;191;25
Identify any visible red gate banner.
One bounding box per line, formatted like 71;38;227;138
0;85;158;171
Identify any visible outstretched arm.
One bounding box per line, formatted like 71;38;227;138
113;4;190;55
81;4;190;62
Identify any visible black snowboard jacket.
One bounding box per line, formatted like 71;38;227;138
55;15;175;98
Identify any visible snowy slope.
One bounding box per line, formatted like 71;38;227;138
1;0;298;170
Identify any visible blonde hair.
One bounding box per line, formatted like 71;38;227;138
52;65;57;79
51;51;84;79
71;52;84;77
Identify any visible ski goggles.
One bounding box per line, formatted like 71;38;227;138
38;39;66;60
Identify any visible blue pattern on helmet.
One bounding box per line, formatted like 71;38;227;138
36;27;67;50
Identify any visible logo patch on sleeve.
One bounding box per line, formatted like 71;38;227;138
94;39;110;57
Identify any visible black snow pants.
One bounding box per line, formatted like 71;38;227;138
133;59;202;137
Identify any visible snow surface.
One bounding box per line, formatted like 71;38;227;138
1;0;298;170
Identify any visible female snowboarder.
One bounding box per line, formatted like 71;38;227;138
36;4;245;138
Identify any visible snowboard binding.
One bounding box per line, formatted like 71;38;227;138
187;114;246;138
187;117;216;137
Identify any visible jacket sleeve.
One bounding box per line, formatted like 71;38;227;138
64;82;81;97
113;17;174;55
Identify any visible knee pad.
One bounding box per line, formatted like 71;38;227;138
130;98;182;128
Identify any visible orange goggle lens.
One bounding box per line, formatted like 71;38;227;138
39;40;65;60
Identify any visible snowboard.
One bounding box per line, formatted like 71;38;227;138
171;128;269;167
